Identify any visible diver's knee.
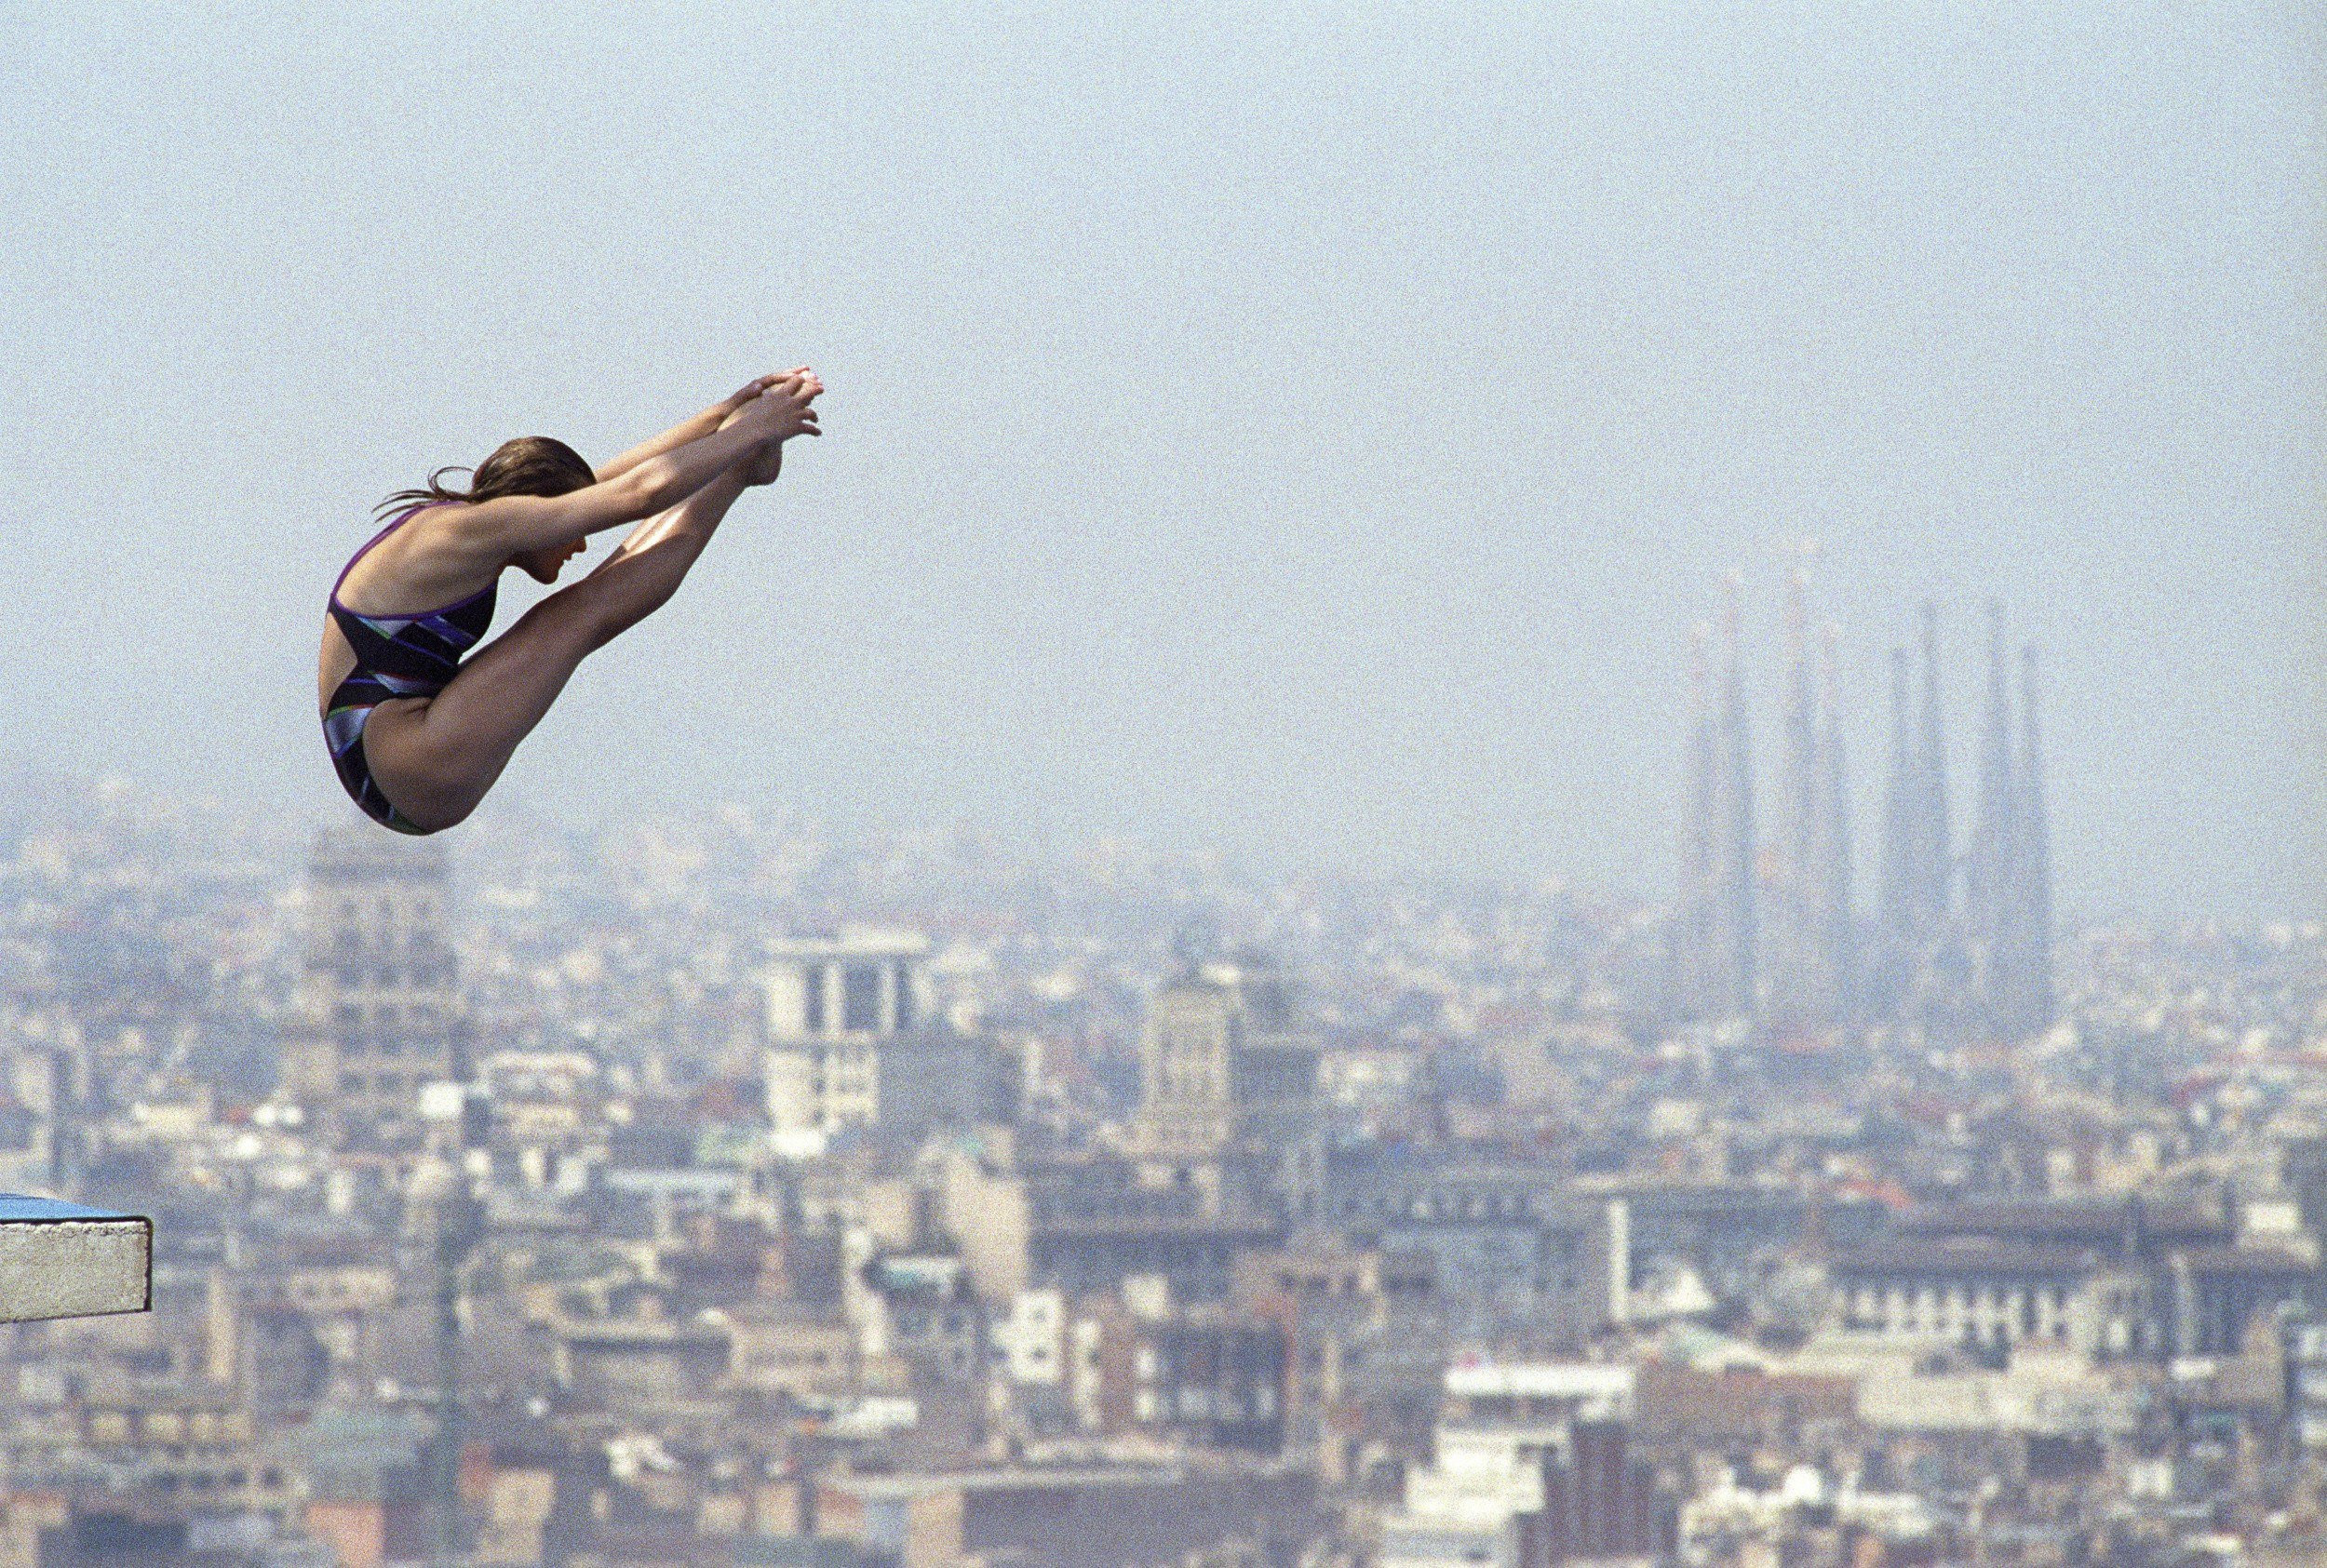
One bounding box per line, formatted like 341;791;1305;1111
397;806;468;837
386;786;478;837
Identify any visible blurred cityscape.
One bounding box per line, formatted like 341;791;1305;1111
1;599;2324;1568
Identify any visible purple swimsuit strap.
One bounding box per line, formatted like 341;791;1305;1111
330;503;491;618
330;505;429;609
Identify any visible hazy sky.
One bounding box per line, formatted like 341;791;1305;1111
1;5;2319;918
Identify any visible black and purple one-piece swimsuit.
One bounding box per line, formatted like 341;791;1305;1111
321;505;496;834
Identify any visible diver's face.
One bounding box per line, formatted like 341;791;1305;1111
514;538;585;583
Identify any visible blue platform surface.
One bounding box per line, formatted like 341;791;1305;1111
0;1197;142;1224
0;1195;151;1320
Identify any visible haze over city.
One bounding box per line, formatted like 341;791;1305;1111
0;4;2318;916
11;10;2327;1568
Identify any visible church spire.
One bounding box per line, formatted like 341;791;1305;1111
1913;602;1953;932
1769;569;1819;1028
1879;646;1916;952
2016;643;2055;1031
1676;621;1715;1019
1816;619;1856;1019
1966;599;2018;948
1714;577;1758;1016
1769;565;1854;1032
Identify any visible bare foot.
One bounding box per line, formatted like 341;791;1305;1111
722;369;821;485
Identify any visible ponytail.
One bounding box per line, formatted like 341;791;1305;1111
376;436;596;518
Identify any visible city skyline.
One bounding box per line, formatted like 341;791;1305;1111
5;726;2327;1565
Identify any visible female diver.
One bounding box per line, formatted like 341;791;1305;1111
320;369;823;835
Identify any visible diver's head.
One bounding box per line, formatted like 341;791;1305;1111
471;437;597;582
378;436;598;583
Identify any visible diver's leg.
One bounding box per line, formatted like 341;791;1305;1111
361;471;749;831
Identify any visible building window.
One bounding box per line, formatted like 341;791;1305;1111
803;965;827;1033
842;964;882;1032
894;964;915;1029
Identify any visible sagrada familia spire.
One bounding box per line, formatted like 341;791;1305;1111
1674;586;2053;1041
1764;570;1854;1033
1873;599;2055;1040
1675;581;1757;1019
1870;607;1955;1018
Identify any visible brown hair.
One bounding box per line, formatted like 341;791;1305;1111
375;436;597;518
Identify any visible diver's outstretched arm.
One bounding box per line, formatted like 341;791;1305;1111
433;376;818;568
594;370;808;483
595;376;811;560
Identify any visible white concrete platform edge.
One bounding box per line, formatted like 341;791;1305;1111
0;1196;152;1321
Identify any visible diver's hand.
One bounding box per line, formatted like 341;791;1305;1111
733;370;821;440
721;368;806;413
720;371;820;431
722;371;821;483
725;373;820;443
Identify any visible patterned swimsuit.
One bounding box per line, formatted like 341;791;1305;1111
322;505;497;834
